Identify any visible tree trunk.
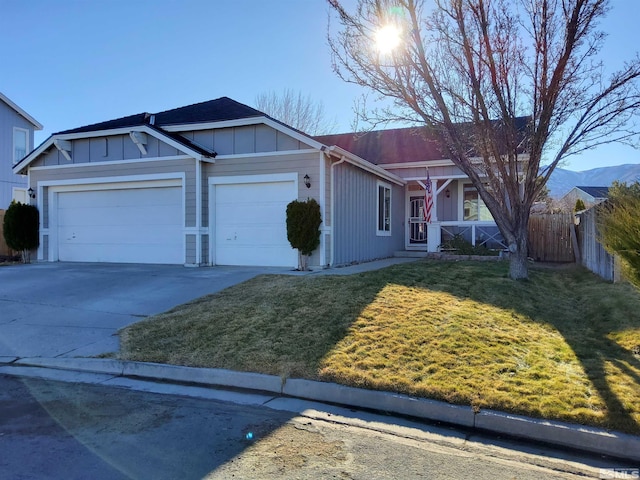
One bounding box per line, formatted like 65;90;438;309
507;222;529;280
298;250;309;271
509;247;528;280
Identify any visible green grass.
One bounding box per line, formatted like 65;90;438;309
119;261;640;435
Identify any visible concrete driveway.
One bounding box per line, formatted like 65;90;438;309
0;263;283;358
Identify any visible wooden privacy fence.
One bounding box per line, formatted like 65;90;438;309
528;213;576;263
576;207;621;282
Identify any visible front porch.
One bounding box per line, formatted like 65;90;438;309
402;179;507;253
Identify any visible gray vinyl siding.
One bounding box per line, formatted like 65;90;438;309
408;181;459;221
201;234;209;264
438;181;458;221
42;186;49;228
0;100;34;207
332;162;404;266
186;235;196;264
42;235;49;260
33;134;181;168
179;125;308;156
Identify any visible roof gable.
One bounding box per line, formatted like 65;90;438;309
576;186;610;199
0;91;43;130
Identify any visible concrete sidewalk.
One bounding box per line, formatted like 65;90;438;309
1;356;639;463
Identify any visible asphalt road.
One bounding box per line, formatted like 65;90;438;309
0;374;626;480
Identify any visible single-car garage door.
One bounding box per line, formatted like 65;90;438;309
56;185;183;264
214;181;297;267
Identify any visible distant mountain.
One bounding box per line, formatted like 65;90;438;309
545;164;640;198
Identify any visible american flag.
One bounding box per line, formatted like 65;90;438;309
424;171;433;223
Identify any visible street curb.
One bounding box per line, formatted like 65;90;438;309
283;378;476;428
13;357;283;394
7;357;640;462
475;410;640;462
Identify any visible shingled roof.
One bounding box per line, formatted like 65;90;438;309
315;127;446;165
315;117;530;165
56;97;264;135
575;186;610;199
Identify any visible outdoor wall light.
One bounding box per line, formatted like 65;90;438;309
304;174;311;189
28;187;35;199
445;188;451;198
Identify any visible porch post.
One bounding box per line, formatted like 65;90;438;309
427;223;440;252
430;178;438;222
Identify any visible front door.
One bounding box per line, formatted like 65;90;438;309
408;196;428;248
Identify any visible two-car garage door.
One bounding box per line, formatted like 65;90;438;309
55;183;183;264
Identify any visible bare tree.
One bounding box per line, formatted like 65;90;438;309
255;89;337;135
328;0;640;279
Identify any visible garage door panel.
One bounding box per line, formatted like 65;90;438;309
216;182;293;204
58;243;179;264
59;225;181;245
214;181;297;267
58;205;181;227
217;224;289;246
216;245;296;267
56;185;183;264
216;204;290;223
58;188;180;208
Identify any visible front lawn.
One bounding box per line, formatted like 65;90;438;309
119;260;640;435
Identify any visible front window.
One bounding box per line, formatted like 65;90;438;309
13;128;28;164
377;182;392;235
463;184;492;221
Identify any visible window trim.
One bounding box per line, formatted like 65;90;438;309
376;180;392;236
13;127;29;165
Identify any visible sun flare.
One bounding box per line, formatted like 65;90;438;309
375;24;402;54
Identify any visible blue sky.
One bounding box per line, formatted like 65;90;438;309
2;0;639;171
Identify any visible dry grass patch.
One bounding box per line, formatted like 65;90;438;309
120;261;640;434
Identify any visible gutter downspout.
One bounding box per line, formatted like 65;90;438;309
195;157;202;266
319;150;327;267
329;154;347;267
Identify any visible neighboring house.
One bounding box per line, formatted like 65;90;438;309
14;96;520;268
561;186;609;211
0;92;43;207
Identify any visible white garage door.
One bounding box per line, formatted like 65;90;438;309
214;181;297;267
57;186;183;264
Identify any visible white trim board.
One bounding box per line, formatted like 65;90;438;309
208;172;298;186
213;149;318;161
28;155;193;171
